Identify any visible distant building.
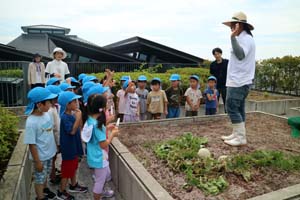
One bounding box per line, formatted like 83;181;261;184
2;25;203;64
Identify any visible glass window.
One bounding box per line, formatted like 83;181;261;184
28;29;41;34
53;30;65;34
138;53;147;61
41;30;52;34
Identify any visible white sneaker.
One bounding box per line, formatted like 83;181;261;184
224;122;247;146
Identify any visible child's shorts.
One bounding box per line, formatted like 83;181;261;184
93;166;111;194
61;157;78;178
123;114;139;122
34;159;52;184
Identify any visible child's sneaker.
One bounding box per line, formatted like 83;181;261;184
101;189;114;198
43;188;56;199
68;182;88;193
57;190;75;200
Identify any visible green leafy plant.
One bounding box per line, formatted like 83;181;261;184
0;106;19;179
153;133;300;196
0;69;23;78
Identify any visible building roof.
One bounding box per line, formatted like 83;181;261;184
0;43;52;61
21;25;71;34
47;34;139;62
104;36;204;64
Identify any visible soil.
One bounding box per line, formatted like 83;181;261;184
247;90;299;101
118;113;300;200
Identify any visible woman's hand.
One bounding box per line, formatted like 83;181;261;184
231;23;240;37
54;73;61;78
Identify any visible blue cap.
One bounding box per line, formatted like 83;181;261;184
58;91;81;116
208;76;217;82
70;77;79;84
169;74;181;81
120;76;130;81
138;75;147;81
82;82;96;97
122;80;130;90
25;87;58;115
84;84;109;103
82;75;97;85
151;77;161;83
78;73;87;81
46;85;62;95
60;83;75;91
190;75;200;81
46;77;60;86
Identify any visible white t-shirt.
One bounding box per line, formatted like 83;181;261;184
45;60;70;81
226;31;256;87
184;87;202;111
124;93;139;116
116;89;126;114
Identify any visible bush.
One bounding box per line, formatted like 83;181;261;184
0;106;19;179
92;67;210;93
0;69;23;78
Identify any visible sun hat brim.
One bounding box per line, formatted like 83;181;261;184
51;48;67;59
24;93;58;115
222;19;254;31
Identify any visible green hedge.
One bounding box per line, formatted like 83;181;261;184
0;69;23;78
92;67;210;92
0;106;19;179
255;56;300;95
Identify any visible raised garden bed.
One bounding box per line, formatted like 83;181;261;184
247;91;299;101
118;112;300;200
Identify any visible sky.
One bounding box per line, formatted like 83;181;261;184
0;0;299;61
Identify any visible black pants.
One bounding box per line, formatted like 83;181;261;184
31;83;45;89
185;111;198;117
217;87;227;113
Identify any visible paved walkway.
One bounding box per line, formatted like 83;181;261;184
30;156;123;200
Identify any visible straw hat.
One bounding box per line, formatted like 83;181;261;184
51;47;67;59
223;12;254;30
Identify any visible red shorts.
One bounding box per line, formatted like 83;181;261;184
61;157;78;178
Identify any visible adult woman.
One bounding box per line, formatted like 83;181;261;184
28;53;46;89
221;12;256;146
45;47;70;82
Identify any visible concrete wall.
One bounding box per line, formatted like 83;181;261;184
287;107;300;117
109;139;174;200
0;131;32;200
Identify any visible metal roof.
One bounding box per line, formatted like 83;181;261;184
21;25;71;34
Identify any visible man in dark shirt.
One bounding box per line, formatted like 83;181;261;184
210;47;228;113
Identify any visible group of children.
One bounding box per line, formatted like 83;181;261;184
116;73;219;122
24;68;219;200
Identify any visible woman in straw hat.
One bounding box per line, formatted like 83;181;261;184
220;12;256;146
45;47;70;82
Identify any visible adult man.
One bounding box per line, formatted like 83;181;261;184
210;47;228;113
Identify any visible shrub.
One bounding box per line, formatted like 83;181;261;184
0;69;23;78
0;106;19;179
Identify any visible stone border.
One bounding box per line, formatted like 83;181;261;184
115;111;300;200
287;107;300;117
0;130;32;200
109;138;174;200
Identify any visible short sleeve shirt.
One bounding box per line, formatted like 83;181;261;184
147;90;168;114
124;93;139;116
184;88;203;111
60;113;83;160
24;113;57;161
136;88;148;114
116;89;126;114
86;117;108;169
165;87;184;107
204;88;219;109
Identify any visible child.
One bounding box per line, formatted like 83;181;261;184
123;80;140;122
184;75;203;117
204;76;219;115
46;77;60;86
57;91;87;199
136;75;148;120
147;78;168;120
60;82;75;92
84;94;119;200
166;74;183;118
24;87;58;200
46;85;62;185
116;76;129;122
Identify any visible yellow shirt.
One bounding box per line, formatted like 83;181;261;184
147;90;168;114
